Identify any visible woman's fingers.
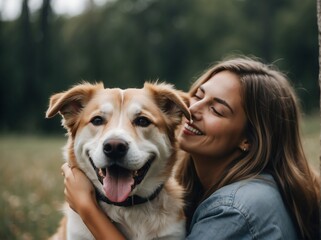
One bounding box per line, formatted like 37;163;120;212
60;162;97;213
61;162;69;176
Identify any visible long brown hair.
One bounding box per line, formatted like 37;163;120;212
176;57;320;239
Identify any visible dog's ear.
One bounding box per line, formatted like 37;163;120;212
144;82;191;124
46;82;104;130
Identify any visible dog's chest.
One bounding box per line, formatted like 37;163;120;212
101;201;184;240
102;203;158;239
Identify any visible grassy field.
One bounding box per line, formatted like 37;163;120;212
0;113;320;239
0;135;65;239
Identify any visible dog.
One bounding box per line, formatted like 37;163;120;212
46;82;190;240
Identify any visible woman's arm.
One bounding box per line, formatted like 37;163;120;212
61;163;125;240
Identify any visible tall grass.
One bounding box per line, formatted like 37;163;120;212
0;135;65;239
0;114;319;239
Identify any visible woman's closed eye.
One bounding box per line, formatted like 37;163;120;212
193;94;202;100
193;88;204;100
211;106;224;117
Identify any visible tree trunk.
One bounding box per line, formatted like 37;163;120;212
316;0;321;237
317;0;321;172
19;0;36;118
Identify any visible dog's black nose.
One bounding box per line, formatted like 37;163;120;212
103;139;129;159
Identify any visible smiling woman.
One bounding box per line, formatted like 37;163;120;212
176;57;320;240
179;71;248;166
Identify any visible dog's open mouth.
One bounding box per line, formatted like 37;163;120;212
89;155;155;203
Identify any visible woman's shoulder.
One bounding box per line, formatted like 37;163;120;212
200;173;279;209
189;173;298;239
222;173;281;208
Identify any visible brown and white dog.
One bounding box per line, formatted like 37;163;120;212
46;82;190;240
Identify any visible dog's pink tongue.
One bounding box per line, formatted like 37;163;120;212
103;171;134;203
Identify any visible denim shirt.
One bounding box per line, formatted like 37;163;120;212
186;174;298;240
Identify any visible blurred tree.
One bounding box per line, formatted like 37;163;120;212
37;0;58;130
17;0;37;130
238;0;280;61
317;0;321;179
87;0;104;80
38;0;52;89
0;0;318;132
0;13;5;128
274;0;319;111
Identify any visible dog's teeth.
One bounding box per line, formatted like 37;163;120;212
99;169;104;177
134;170;138;177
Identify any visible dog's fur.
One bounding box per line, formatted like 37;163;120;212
46;82;190;240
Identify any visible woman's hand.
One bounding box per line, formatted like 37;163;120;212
61;163;97;214
61;163;126;240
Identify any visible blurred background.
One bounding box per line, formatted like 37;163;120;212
0;0;319;133
0;0;319;239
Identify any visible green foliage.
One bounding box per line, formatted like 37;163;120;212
0;0;319;132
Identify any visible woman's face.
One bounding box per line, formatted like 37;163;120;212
178;70;248;162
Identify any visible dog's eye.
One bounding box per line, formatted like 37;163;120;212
134;116;151;127
90;116;104;126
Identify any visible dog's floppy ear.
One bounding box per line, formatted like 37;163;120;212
46;82;104;130
144;82;191;124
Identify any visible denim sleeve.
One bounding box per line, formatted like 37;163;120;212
185;204;254;240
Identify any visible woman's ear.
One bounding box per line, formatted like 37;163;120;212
239;139;251;152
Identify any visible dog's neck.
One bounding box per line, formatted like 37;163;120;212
95;184;164;207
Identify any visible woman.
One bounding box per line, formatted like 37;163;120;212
62;57;320;239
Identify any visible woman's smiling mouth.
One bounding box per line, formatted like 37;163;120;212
183;123;203;135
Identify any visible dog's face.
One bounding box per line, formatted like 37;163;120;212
46;82;190;203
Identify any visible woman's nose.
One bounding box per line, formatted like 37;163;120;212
189;101;203;120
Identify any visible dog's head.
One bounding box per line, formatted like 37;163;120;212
46;82;190;204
